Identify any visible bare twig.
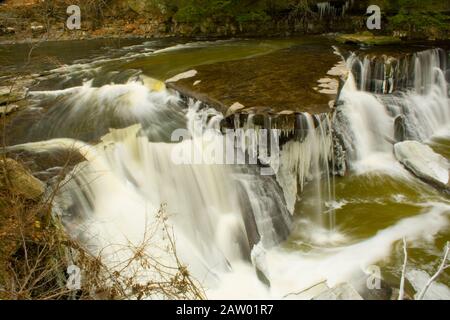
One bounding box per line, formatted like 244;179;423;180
398;237;407;300
416;242;450;300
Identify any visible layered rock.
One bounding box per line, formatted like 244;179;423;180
394;141;450;193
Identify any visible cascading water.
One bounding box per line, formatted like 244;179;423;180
4;38;450;299
276;113;336;229
347;48;448;94
335;48;450;173
20;81;295;294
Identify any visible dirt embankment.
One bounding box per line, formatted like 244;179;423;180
0;0;366;43
0;0;171;43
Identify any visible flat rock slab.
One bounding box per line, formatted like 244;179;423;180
169;41;340;115
336;33;402;46
394;141;450;191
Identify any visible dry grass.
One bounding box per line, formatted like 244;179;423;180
0;152;205;299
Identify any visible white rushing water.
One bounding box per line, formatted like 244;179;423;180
7;43;450;299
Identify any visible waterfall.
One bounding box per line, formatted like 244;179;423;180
222;110;336;229
8;64;345;292
317;0;354;20
275;113;335;229
34;85;294;291
335;48;450;173
346;48;448;94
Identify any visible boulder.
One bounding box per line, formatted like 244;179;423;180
0;158;45;200
336;33;402;46
394;141;449;192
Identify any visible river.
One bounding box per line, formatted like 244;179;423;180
1;36;449;299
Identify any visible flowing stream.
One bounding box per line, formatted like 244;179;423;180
1;37;449;299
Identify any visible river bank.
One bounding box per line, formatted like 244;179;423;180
1;0;449;45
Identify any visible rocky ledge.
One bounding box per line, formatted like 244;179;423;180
394;141;450;194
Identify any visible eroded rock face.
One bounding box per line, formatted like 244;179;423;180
394;141;449;192
0;158;45;200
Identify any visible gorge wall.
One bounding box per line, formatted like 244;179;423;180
0;0;449;42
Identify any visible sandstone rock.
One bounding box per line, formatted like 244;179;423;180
394;141;449;192
0;158;45;200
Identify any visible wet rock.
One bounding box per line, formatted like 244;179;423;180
225;102;245;117
167;42;340;114
406;269;450;300
0;158;45;200
394;115;407;142
394;141;450;193
394;115;415;142
336;32;402;46
166;81;228;114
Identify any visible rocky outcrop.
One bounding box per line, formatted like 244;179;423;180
336;32;402;46
394;141;450;193
0;158;45;200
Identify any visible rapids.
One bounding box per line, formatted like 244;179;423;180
2;38;449;299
